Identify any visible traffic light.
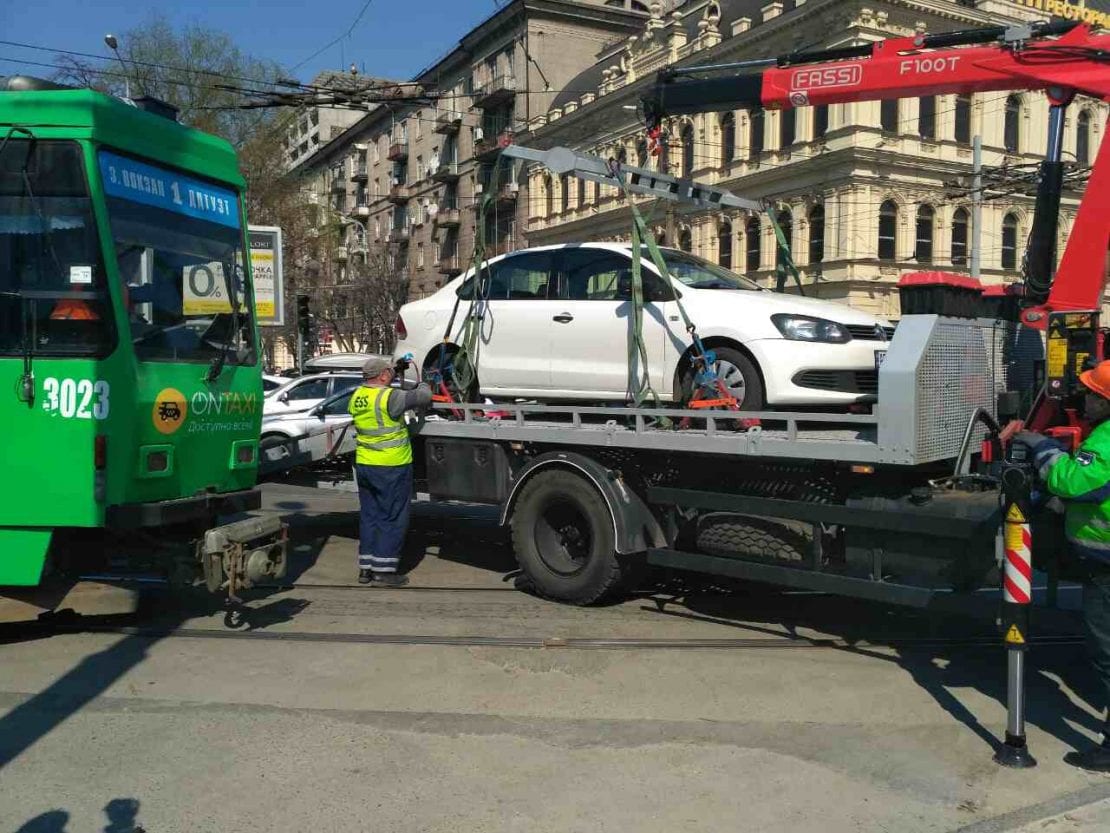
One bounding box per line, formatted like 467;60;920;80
296;294;310;342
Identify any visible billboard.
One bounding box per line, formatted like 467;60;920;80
249;226;284;326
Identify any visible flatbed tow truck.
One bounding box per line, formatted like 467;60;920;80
260;19;1110;767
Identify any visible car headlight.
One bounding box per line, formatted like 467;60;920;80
771;314;850;343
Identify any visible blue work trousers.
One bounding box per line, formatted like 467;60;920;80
355;463;413;574
1082;562;1110;735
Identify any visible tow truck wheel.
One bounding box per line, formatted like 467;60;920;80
510;469;623;605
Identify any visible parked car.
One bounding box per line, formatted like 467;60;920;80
393;243;894;409
260;388;356;464
304;352;391;373
264;371;362;416
262;374;286;395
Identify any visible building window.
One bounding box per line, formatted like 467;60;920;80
881;99;899;133
720;113;735;165
1005;96;1021;153
681;122;695;176
745;216;761;271
658;134;670;173
919;97;936;140
560;174;569;213
951;207;969;267
749;109;764;159
718;220;733;269
813;105;829;140
544;175;553;217
955;95;971;144
915;205;935;263
578;177;586;208
780;109;796;149
1002;212;1019;270
679;227;692;253
636;138;648;167
878;200;897;260
1078;110;1092;167
808;204;825;265
775;209;793;268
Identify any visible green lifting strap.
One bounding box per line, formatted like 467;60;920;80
441;158;506;395
766;207;806;296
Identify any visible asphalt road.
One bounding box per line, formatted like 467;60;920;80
2;483;1110;832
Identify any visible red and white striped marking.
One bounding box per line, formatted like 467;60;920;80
1003;505;1033;605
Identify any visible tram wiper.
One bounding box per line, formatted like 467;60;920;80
206;258;243;382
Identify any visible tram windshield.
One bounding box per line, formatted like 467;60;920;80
99;149;255;367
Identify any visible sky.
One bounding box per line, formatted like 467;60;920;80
1;0;506;84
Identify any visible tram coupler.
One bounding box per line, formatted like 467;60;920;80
994;443;1037;768
200;514;288;602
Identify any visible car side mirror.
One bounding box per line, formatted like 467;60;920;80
310;404;324;417
278;392;290;403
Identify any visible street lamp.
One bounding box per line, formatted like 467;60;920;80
104;34;131;99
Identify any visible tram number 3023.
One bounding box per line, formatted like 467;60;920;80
42;377;110;420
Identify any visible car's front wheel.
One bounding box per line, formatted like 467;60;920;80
678;346;765;411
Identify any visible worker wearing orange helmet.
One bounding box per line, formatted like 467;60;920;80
1017;359;1110;772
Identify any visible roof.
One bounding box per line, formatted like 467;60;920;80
0;86;243;187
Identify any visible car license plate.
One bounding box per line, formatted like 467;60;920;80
874;350;887;370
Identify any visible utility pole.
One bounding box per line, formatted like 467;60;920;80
971;135;982;278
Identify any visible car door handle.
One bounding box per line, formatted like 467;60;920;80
552;313;574;323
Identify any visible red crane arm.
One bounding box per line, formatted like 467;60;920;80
646;22;1110;326
764;26;1110;108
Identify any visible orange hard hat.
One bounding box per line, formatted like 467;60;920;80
1079;360;1110;400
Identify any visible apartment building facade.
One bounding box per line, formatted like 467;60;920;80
520;0;1110;319
289;0;651;306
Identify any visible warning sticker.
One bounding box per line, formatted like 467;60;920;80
1005;624;1026;645
1047;337;1068;379
1006;504;1027;523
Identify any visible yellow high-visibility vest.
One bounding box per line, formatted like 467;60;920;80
348;386;412;467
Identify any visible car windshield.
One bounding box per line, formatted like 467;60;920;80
100;150;255;366
0;139;116;357
644;248;761;291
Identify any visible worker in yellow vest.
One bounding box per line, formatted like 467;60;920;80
348;355;432;586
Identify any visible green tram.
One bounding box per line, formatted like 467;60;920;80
0;76;284;609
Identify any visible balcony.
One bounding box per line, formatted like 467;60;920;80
473;74;517;109
436;254;463;276
387;182;411;203
434;205;461;228
330;179;346;193
387;142;408;161
431;160;461;182
351;163;368;182
334;246;349;262
434;111;462;134
497;181;519;204
355;202;370;217
387;227;411;245
474;131;513;161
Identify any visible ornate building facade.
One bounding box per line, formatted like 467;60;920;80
521;0;1109;318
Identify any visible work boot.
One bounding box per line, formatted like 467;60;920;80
358;569;373;585
371;573;409;588
1063;742;1110;772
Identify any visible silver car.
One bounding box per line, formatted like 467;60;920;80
260;389;357;466
264;371;362;416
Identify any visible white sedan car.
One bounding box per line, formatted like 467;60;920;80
393;243;894;409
